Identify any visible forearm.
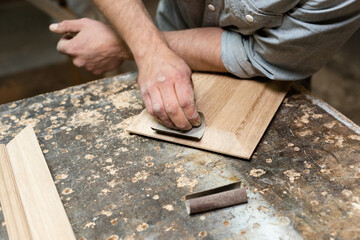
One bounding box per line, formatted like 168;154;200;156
163;27;226;72
93;0;168;65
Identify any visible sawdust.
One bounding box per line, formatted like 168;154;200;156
110;218;118;225
104;164;118;175
348;135;360;141
324;121;337;129
110;115;137;140
284;170;301;183
176;175;198;191
144;156;153;161
132;170;149;183
174;165;186;173
61;188;73;195
55;174;68;180
106;235;119;240
257;206;270;212
298;130;312;137
99;189;111;196
85;154;95;160
335;136;344;148
162;204;174;211
311;200;319;206
198;231;208;238
100;210;113;217
249;169;266;177
266;158;272;164
342;189;352;197
108;90;142;110
300;113;310;124
152;195;159;200
71;110;105;127
136;223;149;232
83;222;96;229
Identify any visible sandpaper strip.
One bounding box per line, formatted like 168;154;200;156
185;182;247;215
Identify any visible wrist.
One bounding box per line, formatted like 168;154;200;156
134;39;171;68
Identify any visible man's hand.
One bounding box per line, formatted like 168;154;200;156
137;47;201;130
49;18;132;75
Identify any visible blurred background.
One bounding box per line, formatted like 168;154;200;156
0;0;359;124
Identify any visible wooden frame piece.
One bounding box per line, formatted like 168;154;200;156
128;73;290;159
0;126;75;240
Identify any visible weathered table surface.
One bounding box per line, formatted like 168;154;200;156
0;72;359;240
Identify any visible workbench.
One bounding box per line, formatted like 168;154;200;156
0;72;359;240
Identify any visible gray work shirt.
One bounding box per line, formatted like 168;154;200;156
155;0;360;80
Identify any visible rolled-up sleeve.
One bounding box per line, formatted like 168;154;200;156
221;1;360;80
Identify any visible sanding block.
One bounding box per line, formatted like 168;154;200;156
151;112;205;141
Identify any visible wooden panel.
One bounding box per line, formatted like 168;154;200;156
0;126;76;240
128;73;290;159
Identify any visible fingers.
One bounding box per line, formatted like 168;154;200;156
56;37;71;55
174;75;201;126
158;79;192;130
146;87;177;129
49;18;86;34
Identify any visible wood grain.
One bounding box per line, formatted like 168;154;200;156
128;73;290;159
0;126;76;240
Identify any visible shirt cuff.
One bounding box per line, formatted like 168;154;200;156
221;30;260;79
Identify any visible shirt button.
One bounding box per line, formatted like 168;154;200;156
245;14;254;23
208;4;216;12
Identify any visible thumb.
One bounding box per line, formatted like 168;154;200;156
49;19;85;34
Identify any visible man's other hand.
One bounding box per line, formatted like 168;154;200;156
137;47;201;131
49;18;131;75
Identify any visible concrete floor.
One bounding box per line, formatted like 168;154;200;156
0;0;359;124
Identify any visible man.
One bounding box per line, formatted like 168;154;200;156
49;0;360;131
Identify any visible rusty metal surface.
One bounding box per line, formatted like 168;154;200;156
0;72;359;240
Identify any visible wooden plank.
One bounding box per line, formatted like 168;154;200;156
0;126;76;240
128;73;290;159
0;145;32;240
26;0;77;21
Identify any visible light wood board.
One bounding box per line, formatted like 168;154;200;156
0;126;76;240
128;73;290;159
